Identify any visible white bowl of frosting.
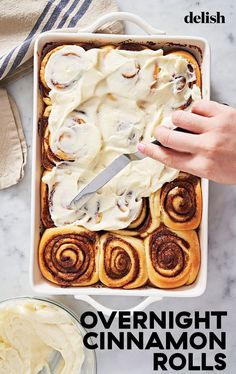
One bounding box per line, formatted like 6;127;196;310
0;297;96;374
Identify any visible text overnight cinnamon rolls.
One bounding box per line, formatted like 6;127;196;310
38;42;202;289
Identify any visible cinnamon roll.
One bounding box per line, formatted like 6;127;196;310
112;196;160;238
167;50;201;110
40;45;88;91
42;106;101;168
159;172;202;230
42;125;62;170
42;96;52;117
117;43;149;51
40;99;55;171
100;45;116;54
112;198;150;237
168;50;201;89
41;173;54;228
40;46;64;89
145;226;200;288
50;110;101;164
102;46;163;100
99;233;148;289
97;95;145;153
39;226;99;286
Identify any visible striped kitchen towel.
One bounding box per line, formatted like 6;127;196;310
0;0;124;83
0;0;123;190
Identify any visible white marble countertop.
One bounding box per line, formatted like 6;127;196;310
1;0;236;372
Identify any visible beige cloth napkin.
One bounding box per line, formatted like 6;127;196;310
0;0;123;190
0;89;27;189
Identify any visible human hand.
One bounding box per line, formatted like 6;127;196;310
137;100;236;184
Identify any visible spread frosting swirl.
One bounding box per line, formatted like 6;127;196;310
43;158;178;230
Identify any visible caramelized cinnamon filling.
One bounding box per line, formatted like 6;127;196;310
175;95;193;110
103;236;139;283
42;233;97;286
161;176;198;223
174;76;187;92
149;228;189;277
41;184;54;228
122;62;140;79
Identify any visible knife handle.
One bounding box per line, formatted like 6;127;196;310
152;127;194;148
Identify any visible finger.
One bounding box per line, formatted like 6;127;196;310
154;125;200;153
137;142;209;178
191;100;228;117
137;142;191;169
172;110;211;133
176;154;215;180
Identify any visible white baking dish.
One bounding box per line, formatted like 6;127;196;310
30;12;210;314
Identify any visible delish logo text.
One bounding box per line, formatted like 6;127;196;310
184;11;225;24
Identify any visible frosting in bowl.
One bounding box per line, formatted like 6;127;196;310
0;299;84;374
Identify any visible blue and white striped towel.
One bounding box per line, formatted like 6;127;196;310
0;0;123;191
0;0;123;82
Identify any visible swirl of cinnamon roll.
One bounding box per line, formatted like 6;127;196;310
167;50;201;90
144;226;200;288
178;50;201;88
42;125;62;170
50;109;101;164
126;198;149;232
163;50;201;111
112;197;160;238
174;95;193;110
102;47;162;100
159;172;202;230
99;233;148;289
97;95;145;153
42;108;101;167
40;46;64;90
39;226;99;286
41;174;54;228
41;45;87;91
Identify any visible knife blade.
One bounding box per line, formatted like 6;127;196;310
70;127;193;210
70;148;147;210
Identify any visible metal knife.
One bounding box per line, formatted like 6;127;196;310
70;127;193;210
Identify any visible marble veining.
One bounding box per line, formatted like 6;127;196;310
0;1;236;373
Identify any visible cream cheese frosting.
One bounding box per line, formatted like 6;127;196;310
50;107;101;163
42;45;201;231
0;299;84;374
43;158;178;230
